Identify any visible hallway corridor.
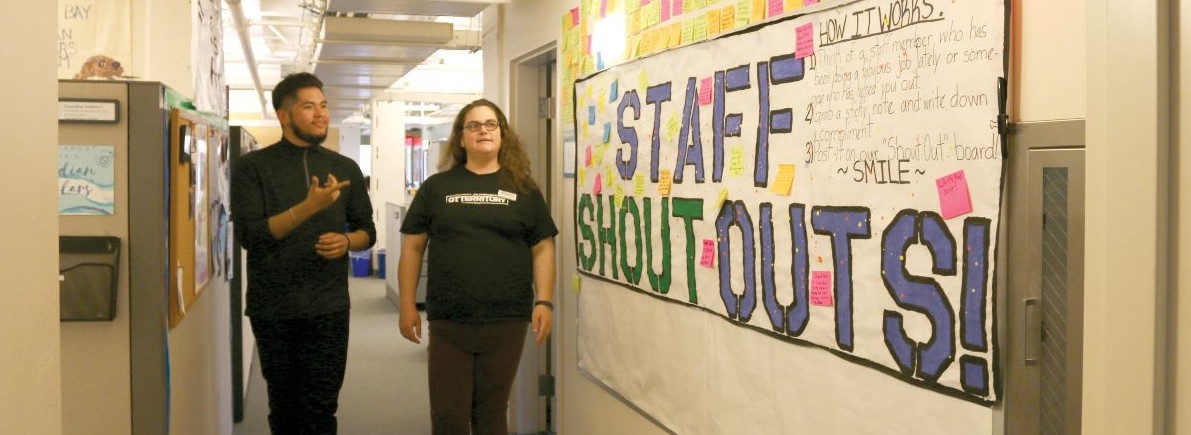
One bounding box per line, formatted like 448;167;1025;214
234;276;433;434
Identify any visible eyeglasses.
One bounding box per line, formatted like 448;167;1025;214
463;120;500;133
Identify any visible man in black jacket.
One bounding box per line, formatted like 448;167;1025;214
231;72;376;434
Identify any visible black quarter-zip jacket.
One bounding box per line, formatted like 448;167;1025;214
231;138;376;319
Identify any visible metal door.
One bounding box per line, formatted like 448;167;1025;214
1005;121;1084;435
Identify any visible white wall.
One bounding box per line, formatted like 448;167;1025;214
0;3;62;434
370;100;407;260
488;1;669;433
130;0;192;97
1084;0;1174;433
1017;0;1086;122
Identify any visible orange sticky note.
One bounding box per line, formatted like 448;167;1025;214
771;164;795;195
658;169;673;196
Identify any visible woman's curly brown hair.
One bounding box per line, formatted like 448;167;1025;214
439;99;540;193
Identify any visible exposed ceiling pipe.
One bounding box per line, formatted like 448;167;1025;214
226;0;270;118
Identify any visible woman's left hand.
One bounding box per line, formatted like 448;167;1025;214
532;305;553;346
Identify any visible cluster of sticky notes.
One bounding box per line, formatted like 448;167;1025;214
700;239;716;268
936;170;973;219
796;22;815;58
810;271;833;306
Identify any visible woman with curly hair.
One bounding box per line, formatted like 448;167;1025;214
397;99;557;435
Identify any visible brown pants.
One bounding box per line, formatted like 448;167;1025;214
428;320;529;435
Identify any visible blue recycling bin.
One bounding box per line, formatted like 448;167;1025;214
377;249;386;278
350;249;372;277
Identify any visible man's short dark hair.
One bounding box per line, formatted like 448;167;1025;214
272;72;323;111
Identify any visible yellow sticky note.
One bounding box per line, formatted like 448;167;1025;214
606;165;616;186
681;19;694;44
715;188;729;209
771;164;796;195
692;15;709;41
785;0;802;14
628;10;642;35
634;174;645;195
670;22;683;47
708;10;721;35
735;0;751;28
639;70;649;93
720;5;736;32
751;0;766;23
692;0;708;9
573;274;582;294
615;184;626;207
667;115;680;140
659;169;673;196
657;27;671;50
578;167;586;186
729;146;745;176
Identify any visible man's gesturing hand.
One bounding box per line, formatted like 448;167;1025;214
307;174;351;211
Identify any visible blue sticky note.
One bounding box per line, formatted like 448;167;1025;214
610;80;619;102
602;123;611;143
597;53;605;70
588;105;596;125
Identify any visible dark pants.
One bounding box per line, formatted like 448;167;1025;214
251;310;351;435
428;320;529;435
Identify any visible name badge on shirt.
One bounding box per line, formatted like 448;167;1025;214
497;190;518;201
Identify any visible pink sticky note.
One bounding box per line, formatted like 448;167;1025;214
796;23;815;58
768;0;784;17
936;170;973;219
698;77;713;105
570;7;580;26
585;145;592;166
673;0;684;16
594;173;603;195
804;0;819;5
700;239;716;268
601;0;608;17
661;0;672;21
810;271;833;306
641;0;651;5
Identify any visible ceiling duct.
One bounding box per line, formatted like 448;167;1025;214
315;16;453;122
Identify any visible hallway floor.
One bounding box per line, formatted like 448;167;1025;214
234;276;433;434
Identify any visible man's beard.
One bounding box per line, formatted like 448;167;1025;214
290;118;327;145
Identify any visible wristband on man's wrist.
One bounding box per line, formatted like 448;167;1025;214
534;300;554;310
343;232;352;250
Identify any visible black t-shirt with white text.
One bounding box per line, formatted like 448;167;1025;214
401;165;557;324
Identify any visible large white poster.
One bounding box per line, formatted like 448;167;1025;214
574;0;1006;431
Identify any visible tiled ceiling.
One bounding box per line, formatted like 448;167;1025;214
224;0;495;124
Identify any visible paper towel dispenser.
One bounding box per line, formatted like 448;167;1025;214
60;236;120;321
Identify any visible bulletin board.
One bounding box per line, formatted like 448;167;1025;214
571;0;1007;432
168;108;224;328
